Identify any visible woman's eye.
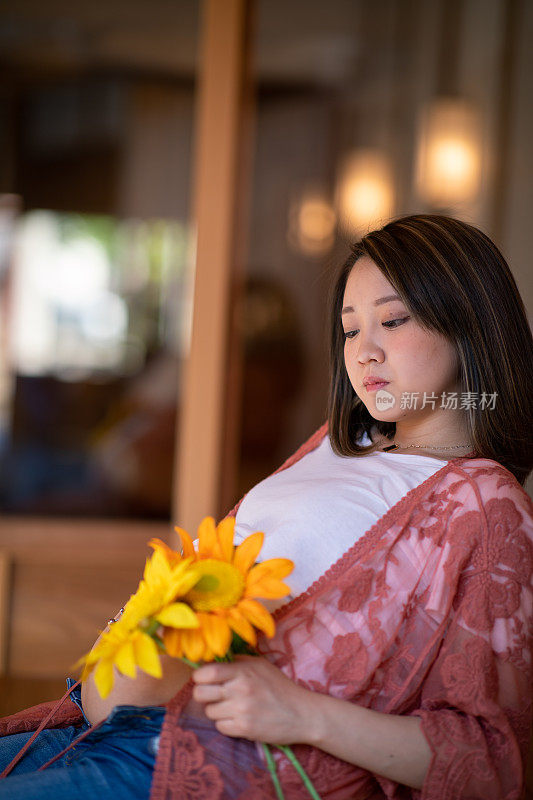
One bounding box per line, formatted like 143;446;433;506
382;317;409;329
344;317;409;339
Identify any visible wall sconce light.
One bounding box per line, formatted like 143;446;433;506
335;149;394;237
287;188;336;257
415;96;482;207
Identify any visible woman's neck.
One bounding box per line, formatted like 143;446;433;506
372;420;475;460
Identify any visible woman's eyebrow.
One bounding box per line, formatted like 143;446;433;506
341;294;401;315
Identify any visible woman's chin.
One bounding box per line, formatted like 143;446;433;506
361;405;401;423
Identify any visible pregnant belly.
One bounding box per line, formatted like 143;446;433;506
82;655;193;726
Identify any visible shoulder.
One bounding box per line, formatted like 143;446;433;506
437;458;533;569
449;457;533;522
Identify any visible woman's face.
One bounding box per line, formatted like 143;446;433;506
342;256;462;424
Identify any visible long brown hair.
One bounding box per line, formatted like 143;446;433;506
327;214;533;486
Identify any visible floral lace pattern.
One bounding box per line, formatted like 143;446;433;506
165;729;224;800
0;699;82;737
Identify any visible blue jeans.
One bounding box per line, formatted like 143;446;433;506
0;679;166;800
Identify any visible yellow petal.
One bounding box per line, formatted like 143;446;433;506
143;550;159;580
77;637;108;675
133;633;163;679
233;532;264;574
155;602;199;629
94;659;115;699
114;641;137;678
148;538;183;568
144;549;172;585
170;562;203;597
238;599;276;638
245;576;292;599
202;644;215;661
216;517;236;562
119;598;139;627
246;559;293;598
72;650;91;672
198;613;232;657
181;629;206;662
174;526;196;559
80;663;95;682
197;517;217;559
74;653;97;683
148;536;168;551
248;558;294;581
163;628;182;657
227;608;257;646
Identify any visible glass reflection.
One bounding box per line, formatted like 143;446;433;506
0;210;191;518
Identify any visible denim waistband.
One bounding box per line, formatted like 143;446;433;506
66;677;92;727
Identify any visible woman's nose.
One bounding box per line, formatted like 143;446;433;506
356;333;385;365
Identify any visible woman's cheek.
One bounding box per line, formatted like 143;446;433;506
343;348;358;390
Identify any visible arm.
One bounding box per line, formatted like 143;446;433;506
306;691;432;790
192;657;432;789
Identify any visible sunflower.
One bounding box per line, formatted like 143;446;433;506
121;549;201;630
148;516;293;661
76;621;164;699
75;549;200;697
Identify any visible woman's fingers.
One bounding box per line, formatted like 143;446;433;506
202;699;236;721
189;658;315;743
192;682;227;704
192;663;236;683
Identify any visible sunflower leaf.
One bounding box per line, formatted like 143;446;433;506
230;631;257;655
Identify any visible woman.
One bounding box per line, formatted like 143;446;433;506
1;214;532;800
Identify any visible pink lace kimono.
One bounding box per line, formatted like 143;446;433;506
2;421;533;799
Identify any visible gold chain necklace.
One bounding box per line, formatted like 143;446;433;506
382;442;471;452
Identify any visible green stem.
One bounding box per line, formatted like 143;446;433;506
143;618;161;638
261;743;285;800
180;656;201;669
276;745;322;800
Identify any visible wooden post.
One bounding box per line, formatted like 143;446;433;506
173;0;251;537
0;551;11;675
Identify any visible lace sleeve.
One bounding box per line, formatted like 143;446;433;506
402;470;533;800
0;697;82;736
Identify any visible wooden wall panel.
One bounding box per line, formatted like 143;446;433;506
0;519;168;679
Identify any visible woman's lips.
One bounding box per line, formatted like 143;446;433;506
365;381;390;392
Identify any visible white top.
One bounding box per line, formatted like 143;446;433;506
233;432;447;607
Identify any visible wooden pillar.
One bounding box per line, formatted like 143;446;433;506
0;551;11;675
173;0;251;537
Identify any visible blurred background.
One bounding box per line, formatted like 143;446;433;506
0;0;531;764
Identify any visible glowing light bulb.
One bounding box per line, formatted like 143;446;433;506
415;97;482;207
335;150;394;236
288;189;336;256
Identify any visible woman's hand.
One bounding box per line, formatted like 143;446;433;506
191;655;317;744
